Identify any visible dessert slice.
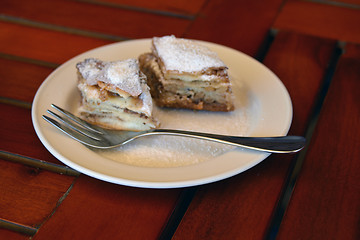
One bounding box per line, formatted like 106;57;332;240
76;58;158;131
139;35;234;112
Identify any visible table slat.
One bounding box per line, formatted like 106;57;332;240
0;58;54;103
274;0;360;43
0;21;112;64
0;103;61;164
263;31;336;134
0;159;75;227
183;0;284;56
277;42;360;240
0;228;29;240
1;0;190;39
34;175;181;239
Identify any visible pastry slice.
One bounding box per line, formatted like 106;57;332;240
139;35;234;111
76;58;158;131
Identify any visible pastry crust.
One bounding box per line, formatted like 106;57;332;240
139;36;234;112
76;58;158;131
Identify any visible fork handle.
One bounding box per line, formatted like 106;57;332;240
147;129;306;153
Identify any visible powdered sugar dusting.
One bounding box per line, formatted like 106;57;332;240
77;58;143;97
76;58;103;85
97;77;261;168
153;35;226;73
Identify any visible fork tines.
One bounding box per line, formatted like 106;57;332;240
42;104;106;146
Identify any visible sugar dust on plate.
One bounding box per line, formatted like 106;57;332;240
97;78;261;168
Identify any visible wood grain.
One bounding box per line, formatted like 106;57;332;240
34;175;181;239
0;58;54;103
172;32;336;240
1;0;190;38
0;228;29;240
0;22;111;64
277;43;360;240
263;31;336;135
0;159;75;226
273;0;360;43
0;103;61;164
183;0;284;56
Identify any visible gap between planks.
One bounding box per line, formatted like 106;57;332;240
0;150;80;176
0;14;128;42
0;175;79;236
306;0;360;9
0;52;58;109
76;0;196;20
0;219;38;236
264;40;345;240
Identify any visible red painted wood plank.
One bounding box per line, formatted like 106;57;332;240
273;0;360;44
35;175;181;239
0;21;111;64
0;228;29;240
0;103;61;164
172;32;336;240
183;0;284;56
0;159;75;226
0;58;54;103
263;31;336;134
96;0;206;15
277;43;360;240
1;0;190;39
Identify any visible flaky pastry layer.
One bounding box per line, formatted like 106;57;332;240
76;58;158;131
139;53;234;112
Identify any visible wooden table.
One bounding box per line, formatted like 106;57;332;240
1;0;359;239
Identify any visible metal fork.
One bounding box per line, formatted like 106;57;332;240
42;104;306;153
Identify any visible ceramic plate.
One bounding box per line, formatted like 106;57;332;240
32;39;292;188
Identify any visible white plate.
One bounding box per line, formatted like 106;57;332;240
32;39;292;188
